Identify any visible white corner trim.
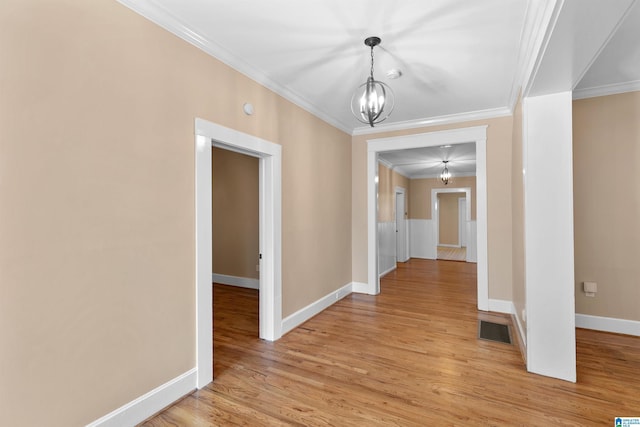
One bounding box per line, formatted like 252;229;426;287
488;299;515;315
351;282;370;294
281;283;352;336
572;80;640;100
352;107;510;136
86;368;197;427
212;273;259;290
116;0;352;134
575;314;640;337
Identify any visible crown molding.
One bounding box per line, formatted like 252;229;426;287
116;0;353;134
352;107;511;136
377;157;393;169
509;0;561;108
573;80;640;100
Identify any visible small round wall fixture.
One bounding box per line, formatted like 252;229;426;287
243;102;254;115
350;36;395;127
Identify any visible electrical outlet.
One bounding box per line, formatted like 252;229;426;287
522;309;526;322
256;264;260;272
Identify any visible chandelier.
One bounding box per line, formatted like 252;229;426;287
440;161;451;185
350;36;395;127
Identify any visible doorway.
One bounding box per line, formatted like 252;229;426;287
433;187;473;263
195;118;282;388
366;125;488;311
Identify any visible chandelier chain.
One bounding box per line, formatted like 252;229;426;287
370;45;375;78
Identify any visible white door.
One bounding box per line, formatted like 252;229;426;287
395;191;407;262
458;197;467;247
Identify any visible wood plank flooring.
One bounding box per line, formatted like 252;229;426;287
437;246;467;261
142;259;640;426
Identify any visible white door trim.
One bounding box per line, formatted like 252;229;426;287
394;187;408;263
366;126;488;311
195;118;282;389
458;197;467;248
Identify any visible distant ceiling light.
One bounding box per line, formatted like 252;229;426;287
440;160;451;185
351;36;395;127
386;68;402;79
441;145;452;148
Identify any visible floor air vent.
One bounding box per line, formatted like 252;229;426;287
478;320;512;345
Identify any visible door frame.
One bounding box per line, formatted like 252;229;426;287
394;187;408;262
366;125;488;311
458;197;467;248
195;118;282;388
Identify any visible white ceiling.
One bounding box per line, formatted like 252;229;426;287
120;0;640;173
379;143;476;178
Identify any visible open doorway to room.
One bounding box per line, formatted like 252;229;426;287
366;126;488;311
434;187;475;263
195;118;282;388
212;147;260;358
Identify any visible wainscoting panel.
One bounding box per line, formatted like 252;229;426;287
378;221;397;276
409;219;436;259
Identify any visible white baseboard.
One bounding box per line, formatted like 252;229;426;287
351;281;371;294
86;368;197;427
379;264;396;278
511;302;527;352
488;299;514;314
575;313;640;337
438;243;460;248
281;283;352;336
212;273;259;290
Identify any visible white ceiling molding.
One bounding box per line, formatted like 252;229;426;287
573;80;640;100
352;107;511;137
508;0;561;107
377;157;393;169
116;0;354;134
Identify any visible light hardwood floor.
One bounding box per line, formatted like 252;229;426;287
142;259;640;426
437;246;467;261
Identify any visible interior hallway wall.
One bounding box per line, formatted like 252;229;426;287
573;91;640;322
0;1;351;425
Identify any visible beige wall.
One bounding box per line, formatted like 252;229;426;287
378;163;409;222
409;176;477;220
573;91;640;321
352;116;514;300
511;95;526;335
212;148;259;279
0;2;351;426
438;193;465;245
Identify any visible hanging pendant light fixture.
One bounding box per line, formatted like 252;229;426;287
351;36;395;127
440;160;451;185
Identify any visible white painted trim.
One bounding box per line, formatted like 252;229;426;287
437;244;460;248
379;264;396;278
367;126;488;311
512;302;528;351
510;0;560;108
212;273;259;290
488;299;515;314
195;118;282;389
575;314;640;337
378;157;393;169
351;282;370;294
573;81;640;100
394;186;409;263
353;107;510;136
86;368;197;427
281;283;352;335
117;0;352;134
